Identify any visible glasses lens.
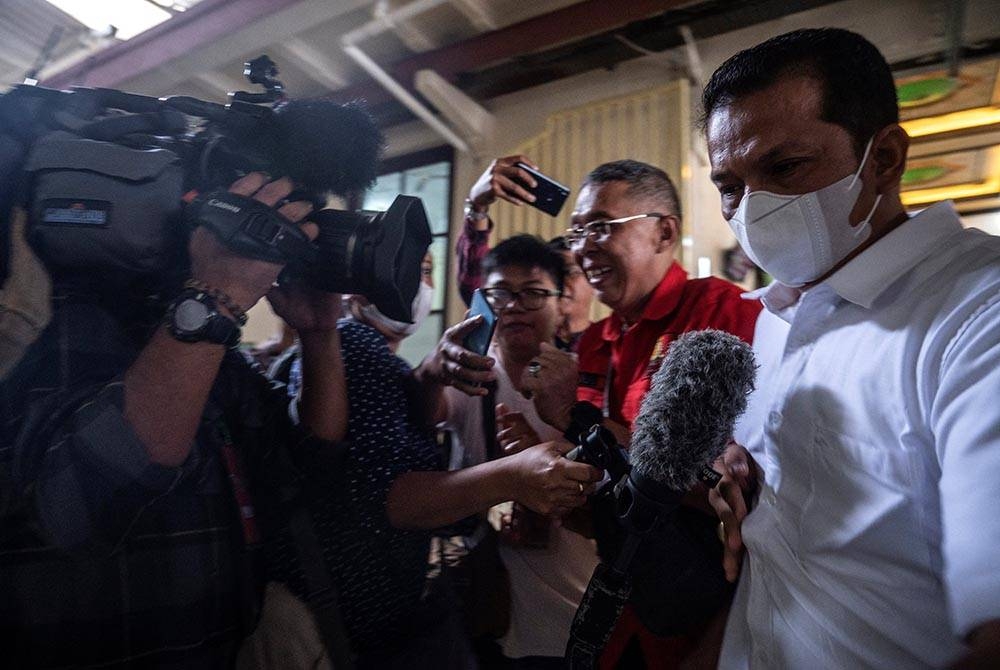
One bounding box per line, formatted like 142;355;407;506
520;289;547;310
484;288;512;309
591;221;613;238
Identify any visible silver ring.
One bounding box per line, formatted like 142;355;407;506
527;361;542;378
578;482;585;494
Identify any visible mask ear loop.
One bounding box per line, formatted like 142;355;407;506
848;136;876;190
849;136;881;236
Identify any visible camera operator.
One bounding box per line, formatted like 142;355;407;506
0;172;348;669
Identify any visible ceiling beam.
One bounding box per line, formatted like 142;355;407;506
329;0;690;106
280;37;351;90
374;0;440;53
448;0;499;31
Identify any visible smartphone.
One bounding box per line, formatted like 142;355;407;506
516;162;570;217
463;288;497;356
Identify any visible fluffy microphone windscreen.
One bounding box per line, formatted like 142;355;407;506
630;329;756;491
270;99;384;196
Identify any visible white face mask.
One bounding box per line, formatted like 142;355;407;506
357;281;434;337
728;138;883;287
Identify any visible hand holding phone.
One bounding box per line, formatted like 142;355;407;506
514;162;570;217
466;155;570;217
463;288;497;356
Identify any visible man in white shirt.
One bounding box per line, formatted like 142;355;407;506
702;28;1000;668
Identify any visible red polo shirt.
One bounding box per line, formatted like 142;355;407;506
575;261;762;668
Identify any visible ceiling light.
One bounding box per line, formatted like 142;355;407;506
901;177;1000;206
900;106;1000;138
44;0;172;41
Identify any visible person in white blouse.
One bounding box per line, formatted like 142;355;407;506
701;28;1000;669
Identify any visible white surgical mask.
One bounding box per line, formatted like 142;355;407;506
728;138;883;287
358;281;434;337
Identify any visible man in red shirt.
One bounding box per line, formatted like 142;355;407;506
523;159;762;668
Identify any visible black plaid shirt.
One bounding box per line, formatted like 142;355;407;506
0;297;333;669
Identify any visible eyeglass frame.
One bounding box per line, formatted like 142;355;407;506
564;212;666;247
481;286;563;311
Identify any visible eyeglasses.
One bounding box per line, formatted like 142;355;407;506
564;212;665;247
482;287;562;311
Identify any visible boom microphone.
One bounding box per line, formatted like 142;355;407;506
565;329;756;668
629;328;757;496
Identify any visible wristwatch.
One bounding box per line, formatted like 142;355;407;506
563;401;604;445
165;288;241;347
463;198;489;222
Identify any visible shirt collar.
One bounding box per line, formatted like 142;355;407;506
825;201;963;309
746;200;964;319
743;283;802;324
601;262;687;341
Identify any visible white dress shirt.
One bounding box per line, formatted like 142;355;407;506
721;201;1000;669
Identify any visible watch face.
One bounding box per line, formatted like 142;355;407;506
174;299;210;333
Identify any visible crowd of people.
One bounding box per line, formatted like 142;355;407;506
1;26;998;670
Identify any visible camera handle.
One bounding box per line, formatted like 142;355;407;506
185;190;317;265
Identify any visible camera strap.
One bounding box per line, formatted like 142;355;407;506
185;190;317;265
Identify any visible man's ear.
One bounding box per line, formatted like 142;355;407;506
873;124;910;193
657;214;680;251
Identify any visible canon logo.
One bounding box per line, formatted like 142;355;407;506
207;198;241;214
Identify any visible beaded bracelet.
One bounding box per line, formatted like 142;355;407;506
183;279;249;326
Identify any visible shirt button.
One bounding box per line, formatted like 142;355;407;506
768;411;782;426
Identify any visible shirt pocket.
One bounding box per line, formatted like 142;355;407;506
799;424;925;566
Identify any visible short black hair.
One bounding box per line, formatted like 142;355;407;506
482;234;565;292
701;28;898;156
583;159;682;222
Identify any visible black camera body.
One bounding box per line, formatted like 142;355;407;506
0;57;431;322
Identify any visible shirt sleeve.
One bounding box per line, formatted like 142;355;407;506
338;322;440;528
455;214;493;307
934;290;1000;636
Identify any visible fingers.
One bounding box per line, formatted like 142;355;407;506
496;408;525;429
720;439;757;495
279;200;314;224
561;458;604;483
493;174;536;205
254;177;294;207
445;315;490;345
550;438;578;456
509;154;538;170
709;481;748;583
298;221;320;242
229;172;269;196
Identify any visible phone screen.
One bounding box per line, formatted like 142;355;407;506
463;289;497;356
516;162;570;217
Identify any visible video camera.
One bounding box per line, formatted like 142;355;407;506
0;56;431;322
